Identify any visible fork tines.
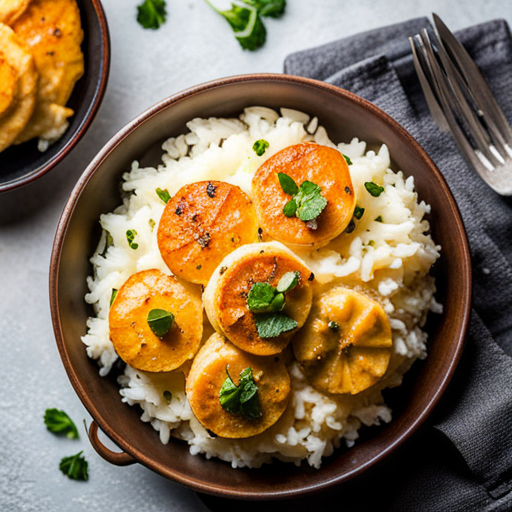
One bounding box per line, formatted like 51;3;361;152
410;14;512;196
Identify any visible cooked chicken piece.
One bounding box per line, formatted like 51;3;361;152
11;0;84;145
204;242;313;356
0;0;30;25
109;269;203;373
293;287;393;395
157;181;259;285
252;143;356;247
0;23;37;152
186;332;291;438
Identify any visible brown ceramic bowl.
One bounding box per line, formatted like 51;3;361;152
50;74;471;499
0;0;110;193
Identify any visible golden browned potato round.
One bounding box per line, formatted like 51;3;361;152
0;24;37;152
204;242;313;356
109;269;203;373
157;181;259;285
11;0;84;145
293;287;393;395
252;143;356;247
0;0;30;25
186;332;291;439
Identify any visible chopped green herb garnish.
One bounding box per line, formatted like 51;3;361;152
328;321;339;332
276;271;300;293
278;173;327;223
368;240;375;247
163;390;172;401
137;0;167;29
241;0;285;17
345;220;356;234
156;188;171;204
147;309;174;338
110;289;118;307
126;230;139;250
59;451;88;481
364;182;385;197
149;219;156;229
219;366;262;420
205;1;266;51
375;215;383;222
342;154;353;165
353;206;365;220
255;312;297;338
44;409;79;439
253;139;269;156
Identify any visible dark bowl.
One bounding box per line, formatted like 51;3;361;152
0;0;110;193
50;74;471;499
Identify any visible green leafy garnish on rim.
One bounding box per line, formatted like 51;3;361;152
253;139;269;156
156;188;171;204
219;366;262;420
147;309;174;338
59;451;89;481
278;173;327;223
364;181;385;197
44;409;79;439
137;0;167;29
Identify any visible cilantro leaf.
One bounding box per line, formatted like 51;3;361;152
353;205;365;220
247;282;277;312
253;139;269;156
206;1;266;51
44;409;79;439
137;0;167;30
276;271;300;293
342;154;353;165
241;0;286;17
219;367;262;420
278;172;299;195
147;309;174;338
59;451;89;481
364;181;385;197
156;188;171;204
255;312;297;338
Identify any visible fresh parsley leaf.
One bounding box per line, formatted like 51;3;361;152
278;172;299;196
283;199;297;217
44;409;79;439
255;312;297;338
147;309;174;338
126;230;139;250
364;181;385;197
328;321;339;332
276;271;300;293
59;451;88;481
156;188;171;204
241;0;285;17
219;366;262;420
137;0;167;29
342;154;353;165
206;1;266;51
109;288;118;307
375;215;383;222
253;139;269;156
353;205;365;220
247;282;277;312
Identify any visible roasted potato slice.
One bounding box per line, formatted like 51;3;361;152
186;332;291;438
293;287;393;395
0;0;30;25
0;23;37;152
252;143;356;247
157;181;259;285
204;242;313;356
109;269;203;373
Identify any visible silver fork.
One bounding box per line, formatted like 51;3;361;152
409;13;512;196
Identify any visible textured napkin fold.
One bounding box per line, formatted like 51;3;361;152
283;17;512;512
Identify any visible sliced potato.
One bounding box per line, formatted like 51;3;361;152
109;269;203;373
204;241;313;356
293;287;393;395
186;332;291;438
0;23;37;152
252;143;356;247
157;181;259;285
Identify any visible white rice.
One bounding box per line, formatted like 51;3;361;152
82;107;441;469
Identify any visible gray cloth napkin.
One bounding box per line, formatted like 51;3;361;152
284;17;512;511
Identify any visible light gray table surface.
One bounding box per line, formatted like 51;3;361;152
1;1;512;510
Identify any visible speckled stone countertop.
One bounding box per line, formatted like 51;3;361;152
1;1;511;510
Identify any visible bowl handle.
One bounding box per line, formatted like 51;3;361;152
88;420;137;466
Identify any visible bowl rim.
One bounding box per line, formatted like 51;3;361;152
49;73;472;499
0;0;111;193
